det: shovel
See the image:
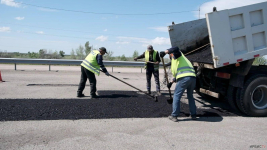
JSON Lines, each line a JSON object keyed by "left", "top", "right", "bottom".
{"left": 161, "top": 57, "right": 173, "bottom": 104}
{"left": 100, "top": 70, "right": 158, "bottom": 102}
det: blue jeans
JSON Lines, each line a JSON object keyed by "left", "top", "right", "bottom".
{"left": 172, "top": 76, "right": 196, "bottom": 117}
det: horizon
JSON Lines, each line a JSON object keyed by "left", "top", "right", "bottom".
{"left": 1, "top": 0, "right": 267, "bottom": 56}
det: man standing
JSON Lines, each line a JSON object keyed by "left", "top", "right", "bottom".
{"left": 77, "top": 47, "right": 110, "bottom": 98}
{"left": 134, "top": 45, "right": 161, "bottom": 95}
{"left": 160, "top": 47, "right": 197, "bottom": 122}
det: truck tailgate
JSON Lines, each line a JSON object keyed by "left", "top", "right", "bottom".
{"left": 168, "top": 19, "right": 212, "bottom": 65}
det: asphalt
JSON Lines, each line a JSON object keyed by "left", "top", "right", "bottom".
{"left": 1, "top": 65, "right": 267, "bottom": 150}
{"left": 0, "top": 90, "right": 239, "bottom": 122}
{"left": 186, "top": 45, "right": 214, "bottom": 64}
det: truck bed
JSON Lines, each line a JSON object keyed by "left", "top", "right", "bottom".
{"left": 186, "top": 45, "right": 214, "bottom": 64}
{"left": 168, "top": 1, "right": 267, "bottom": 68}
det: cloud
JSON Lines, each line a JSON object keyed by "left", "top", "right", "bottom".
{"left": 196, "top": 0, "right": 267, "bottom": 18}
{"left": 103, "top": 29, "right": 107, "bottom": 32}
{"left": 15, "top": 17, "right": 24, "bottom": 20}
{"left": 38, "top": 8, "right": 57, "bottom": 12}
{"left": 151, "top": 37, "right": 170, "bottom": 45}
{"left": 116, "top": 41, "right": 129, "bottom": 44}
{"left": 96, "top": 35, "right": 108, "bottom": 42}
{"left": 1, "top": 0, "right": 20, "bottom": 7}
{"left": 149, "top": 26, "right": 168, "bottom": 32}
{"left": 117, "top": 36, "right": 147, "bottom": 42}
{"left": 36, "top": 31, "right": 44, "bottom": 34}
{"left": 0, "top": 26, "right": 10, "bottom": 32}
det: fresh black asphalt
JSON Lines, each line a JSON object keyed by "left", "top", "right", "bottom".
{"left": 186, "top": 45, "right": 214, "bottom": 64}
{"left": 0, "top": 91, "right": 240, "bottom": 121}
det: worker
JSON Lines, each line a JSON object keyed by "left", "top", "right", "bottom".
{"left": 160, "top": 47, "right": 197, "bottom": 122}
{"left": 134, "top": 45, "right": 161, "bottom": 96}
{"left": 77, "top": 47, "right": 110, "bottom": 98}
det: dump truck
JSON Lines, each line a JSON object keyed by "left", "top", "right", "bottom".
{"left": 168, "top": 2, "right": 267, "bottom": 116}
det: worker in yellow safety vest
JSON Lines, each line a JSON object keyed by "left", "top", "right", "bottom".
{"left": 77, "top": 47, "right": 110, "bottom": 98}
{"left": 134, "top": 45, "right": 161, "bottom": 96}
{"left": 160, "top": 47, "right": 197, "bottom": 122}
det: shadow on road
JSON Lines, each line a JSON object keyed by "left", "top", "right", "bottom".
{"left": 0, "top": 91, "right": 239, "bottom": 122}
{"left": 179, "top": 112, "right": 224, "bottom": 122}
{"left": 193, "top": 95, "right": 244, "bottom": 116}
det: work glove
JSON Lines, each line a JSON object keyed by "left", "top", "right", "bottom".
{"left": 105, "top": 72, "right": 110, "bottom": 76}
{"left": 167, "top": 82, "right": 173, "bottom": 89}
{"left": 160, "top": 51, "right": 166, "bottom": 58}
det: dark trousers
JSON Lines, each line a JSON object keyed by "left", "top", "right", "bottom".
{"left": 77, "top": 66, "right": 97, "bottom": 95}
{"left": 146, "top": 69, "right": 160, "bottom": 92}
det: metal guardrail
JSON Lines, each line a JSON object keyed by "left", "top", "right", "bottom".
{"left": 0, "top": 58, "right": 165, "bottom": 72}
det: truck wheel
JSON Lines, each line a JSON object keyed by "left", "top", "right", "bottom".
{"left": 236, "top": 88, "right": 244, "bottom": 113}
{"left": 236, "top": 75, "right": 267, "bottom": 116}
{"left": 227, "top": 85, "right": 239, "bottom": 112}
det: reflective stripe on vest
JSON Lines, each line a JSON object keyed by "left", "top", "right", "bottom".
{"left": 82, "top": 60, "right": 100, "bottom": 75}
{"left": 144, "top": 50, "right": 159, "bottom": 71}
{"left": 81, "top": 50, "right": 101, "bottom": 75}
{"left": 177, "top": 66, "right": 194, "bottom": 71}
{"left": 171, "top": 53, "right": 196, "bottom": 80}
{"left": 176, "top": 70, "right": 195, "bottom": 77}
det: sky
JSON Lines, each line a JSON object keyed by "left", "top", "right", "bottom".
{"left": 0, "top": 0, "right": 266, "bottom": 57}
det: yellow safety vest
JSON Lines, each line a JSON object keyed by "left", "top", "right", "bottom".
{"left": 171, "top": 53, "right": 196, "bottom": 80}
{"left": 81, "top": 50, "right": 101, "bottom": 75}
{"left": 145, "top": 50, "right": 159, "bottom": 71}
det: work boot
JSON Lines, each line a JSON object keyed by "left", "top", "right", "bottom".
{"left": 190, "top": 115, "right": 197, "bottom": 120}
{"left": 77, "top": 93, "right": 85, "bottom": 98}
{"left": 168, "top": 115, "right": 178, "bottom": 122}
{"left": 91, "top": 94, "right": 99, "bottom": 98}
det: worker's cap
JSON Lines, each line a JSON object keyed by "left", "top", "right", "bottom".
{"left": 147, "top": 45, "right": 153, "bottom": 51}
{"left": 99, "top": 47, "right": 108, "bottom": 54}
{"left": 167, "top": 47, "right": 179, "bottom": 54}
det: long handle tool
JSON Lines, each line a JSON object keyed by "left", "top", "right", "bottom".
{"left": 161, "top": 57, "right": 173, "bottom": 104}
{"left": 100, "top": 70, "right": 158, "bottom": 102}
{"left": 136, "top": 60, "right": 157, "bottom": 64}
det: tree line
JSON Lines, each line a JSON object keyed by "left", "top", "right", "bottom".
{"left": 0, "top": 49, "right": 65, "bottom": 59}
{"left": 0, "top": 41, "right": 173, "bottom": 63}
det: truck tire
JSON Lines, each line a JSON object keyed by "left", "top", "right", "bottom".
{"left": 236, "top": 74, "right": 267, "bottom": 116}
{"left": 227, "top": 85, "right": 239, "bottom": 112}
{"left": 236, "top": 88, "right": 244, "bottom": 114}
